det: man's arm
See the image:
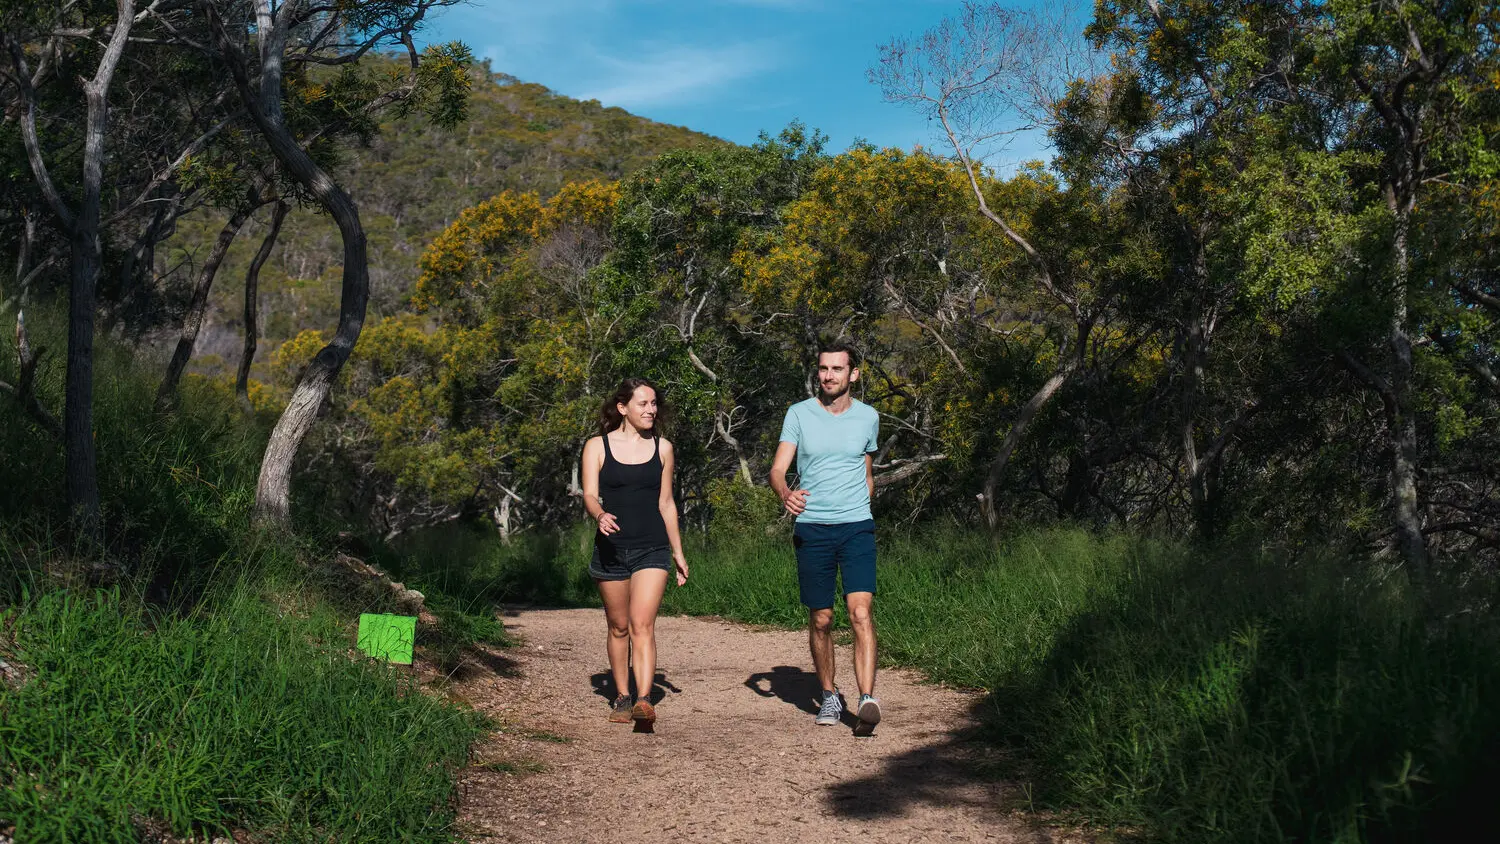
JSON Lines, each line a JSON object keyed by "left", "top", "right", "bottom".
{"left": 771, "top": 440, "right": 808, "bottom": 517}
{"left": 865, "top": 452, "right": 874, "bottom": 501}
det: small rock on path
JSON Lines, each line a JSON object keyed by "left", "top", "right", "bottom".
{"left": 449, "top": 608, "right": 1088, "bottom": 844}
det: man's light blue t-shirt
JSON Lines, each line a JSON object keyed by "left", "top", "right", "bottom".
{"left": 779, "top": 397, "right": 880, "bottom": 524}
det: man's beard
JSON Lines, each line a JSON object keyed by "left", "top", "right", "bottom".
{"left": 819, "top": 381, "right": 849, "bottom": 401}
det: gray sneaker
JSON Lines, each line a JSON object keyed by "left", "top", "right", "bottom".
{"left": 607, "top": 694, "right": 633, "bottom": 723}
{"left": 857, "top": 694, "right": 881, "bottom": 727}
{"left": 815, "top": 688, "right": 844, "bottom": 726}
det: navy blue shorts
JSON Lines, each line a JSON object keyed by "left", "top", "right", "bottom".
{"left": 590, "top": 544, "right": 671, "bottom": 582}
{"left": 792, "top": 519, "right": 876, "bottom": 609}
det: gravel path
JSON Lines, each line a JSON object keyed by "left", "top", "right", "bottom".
{"left": 446, "top": 607, "right": 1089, "bottom": 843}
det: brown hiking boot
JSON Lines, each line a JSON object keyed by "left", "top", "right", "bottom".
{"left": 631, "top": 699, "right": 656, "bottom": 732}
{"left": 607, "top": 695, "right": 633, "bottom": 723}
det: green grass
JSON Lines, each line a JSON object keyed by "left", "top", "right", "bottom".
{"left": 0, "top": 308, "right": 497, "bottom": 841}
{"left": 0, "top": 577, "right": 485, "bottom": 842}
{"left": 393, "top": 520, "right": 1500, "bottom": 843}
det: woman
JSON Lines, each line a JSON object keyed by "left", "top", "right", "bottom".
{"left": 580, "top": 378, "right": 689, "bottom": 730}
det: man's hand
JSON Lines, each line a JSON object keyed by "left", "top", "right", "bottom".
{"left": 781, "top": 488, "right": 810, "bottom": 517}
{"left": 673, "top": 550, "right": 689, "bottom": 586}
{"left": 596, "top": 512, "right": 620, "bottom": 535}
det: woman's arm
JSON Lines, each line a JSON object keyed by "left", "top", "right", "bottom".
{"left": 581, "top": 436, "right": 618, "bottom": 535}
{"left": 658, "top": 439, "right": 689, "bottom": 585}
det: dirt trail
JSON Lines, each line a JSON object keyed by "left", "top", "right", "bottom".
{"left": 445, "top": 608, "right": 1086, "bottom": 844}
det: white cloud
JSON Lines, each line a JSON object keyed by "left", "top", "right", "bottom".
{"left": 580, "top": 41, "right": 781, "bottom": 108}
{"left": 434, "top": 2, "right": 789, "bottom": 110}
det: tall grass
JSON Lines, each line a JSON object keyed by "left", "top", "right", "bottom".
{"left": 999, "top": 544, "right": 1500, "bottom": 843}
{"left": 394, "top": 520, "right": 1500, "bottom": 843}
{"left": 0, "top": 576, "right": 484, "bottom": 841}
{"left": 1, "top": 309, "right": 490, "bottom": 841}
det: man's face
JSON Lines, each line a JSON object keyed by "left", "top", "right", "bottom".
{"left": 816, "top": 351, "right": 858, "bottom": 399}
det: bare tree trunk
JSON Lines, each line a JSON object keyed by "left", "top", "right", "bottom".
{"left": 1181, "top": 312, "right": 1215, "bottom": 531}
{"left": 156, "top": 204, "right": 252, "bottom": 410}
{"left": 493, "top": 499, "right": 512, "bottom": 545}
{"left": 978, "top": 356, "right": 1077, "bottom": 528}
{"left": 4, "top": 207, "right": 35, "bottom": 307}
{"left": 714, "top": 408, "right": 753, "bottom": 484}
{"left": 66, "top": 2, "right": 135, "bottom": 539}
{"left": 206, "top": 2, "right": 372, "bottom": 527}
{"left": 1387, "top": 199, "right": 1429, "bottom": 576}
{"left": 237, "top": 200, "right": 288, "bottom": 410}
{"left": 10, "top": 2, "right": 134, "bottom": 539}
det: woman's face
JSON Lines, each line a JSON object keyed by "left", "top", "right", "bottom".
{"left": 618, "top": 386, "right": 658, "bottom": 431}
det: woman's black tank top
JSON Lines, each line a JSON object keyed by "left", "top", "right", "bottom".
{"left": 597, "top": 433, "right": 669, "bottom": 550}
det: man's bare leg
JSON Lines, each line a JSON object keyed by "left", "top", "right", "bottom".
{"left": 846, "top": 591, "right": 877, "bottom": 698}
{"left": 809, "top": 606, "right": 836, "bottom": 692}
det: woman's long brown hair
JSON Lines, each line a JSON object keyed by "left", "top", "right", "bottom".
{"left": 599, "top": 378, "right": 661, "bottom": 437}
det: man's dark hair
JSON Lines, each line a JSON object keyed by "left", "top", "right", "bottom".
{"left": 816, "top": 339, "right": 862, "bottom": 369}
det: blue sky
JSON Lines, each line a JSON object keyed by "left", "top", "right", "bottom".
{"left": 419, "top": 0, "right": 1067, "bottom": 171}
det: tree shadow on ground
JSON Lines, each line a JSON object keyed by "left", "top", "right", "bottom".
{"left": 451, "top": 646, "right": 521, "bottom": 680}
{"left": 589, "top": 669, "right": 682, "bottom": 705}
{"left": 818, "top": 694, "right": 1035, "bottom": 826}
{"left": 743, "top": 664, "right": 859, "bottom": 728}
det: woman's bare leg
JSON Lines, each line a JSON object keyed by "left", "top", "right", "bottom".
{"left": 596, "top": 578, "right": 633, "bottom": 698}
{"left": 627, "top": 568, "right": 670, "bottom": 701}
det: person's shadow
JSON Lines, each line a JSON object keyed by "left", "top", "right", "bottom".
{"left": 590, "top": 670, "right": 682, "bottom": 705}
{"left": 745, "top": 665, "right": 859, "bottom": 729}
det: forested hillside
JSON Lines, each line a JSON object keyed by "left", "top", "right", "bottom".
{"left": 167, "top": 63, "right": 723, "bottom": 374}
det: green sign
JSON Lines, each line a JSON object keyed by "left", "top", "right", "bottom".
{"left": 357, "top": 613, "right": 416, "bottom": 665}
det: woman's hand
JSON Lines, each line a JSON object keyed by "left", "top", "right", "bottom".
{"left": 673, "top": 550, "right": 689, "bottom": 586}
{"left": 595, "top": 511, "right": 620, "bottom": 535}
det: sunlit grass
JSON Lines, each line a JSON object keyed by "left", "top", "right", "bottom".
{"left": 0, "top": 576, "right": 485, "bottom": 841}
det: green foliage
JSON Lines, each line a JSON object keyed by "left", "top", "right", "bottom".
{"left": 382, "top": 522, "right": 599, "bottom": 609}
{"left": 705, "top": 477, "right": 783, "bottom": 539}
{"left": 170, "top": 62, "right": 724, "bottom": 371}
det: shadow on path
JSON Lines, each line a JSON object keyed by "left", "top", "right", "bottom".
{"left": 589, "top": 670, "right": 682, "bottom": 704}
{"left": 461, "top": 647, "right": 521, "bottom": 679}
{"left": 821, "top": 720, "right": 1022, "bottom": 821}
{"left": 744, "top": 665, "right": 1041, "bottom": 830}
{"left": 745, "top": 665, "right": 859, "bottom": 728}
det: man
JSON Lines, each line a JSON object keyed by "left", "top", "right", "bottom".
{"left": 770, "top": 340, "right": 882, "bottom": 734}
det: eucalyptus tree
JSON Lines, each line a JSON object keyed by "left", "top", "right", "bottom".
{"left": 2, "top": 0, "right": 254, "bottom": 538}
{"left": 190, "top": 0, "right": 471, "bottom": 526}
{"left": 3, "top": 0, "right": 139, "bottom": 537}
{"left": 872, "top": 2, "right": 1134, "bottom": 527}
{"left": 610, "top": 125, "right": 828, "bottom": 492}
{"left": 1061, "top": 0, "right": 1335, "bottom": 535}
{"left": 236, "top": 197, "right": 289, "bottom": 410}
{"left": 1303, "top": 0, "right": 1500, "bottom": 574}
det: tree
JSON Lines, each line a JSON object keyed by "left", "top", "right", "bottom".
{"left": 196, "top": 0, "right": 471, "bottom": 526}
{"left": 872, "top": 3, "right": 1123, "bottom": 527}
{"left": 611, "top": 125, "right": 829, "bottom": 493}
{"left": 3, "top": 0, "right": 137, "bottom": 538}
{"left": 1308, "top": 0, "right": 1500, "bottom": 575}
{"left": 236, "top": 198, "right": 289, "bottom": 410}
